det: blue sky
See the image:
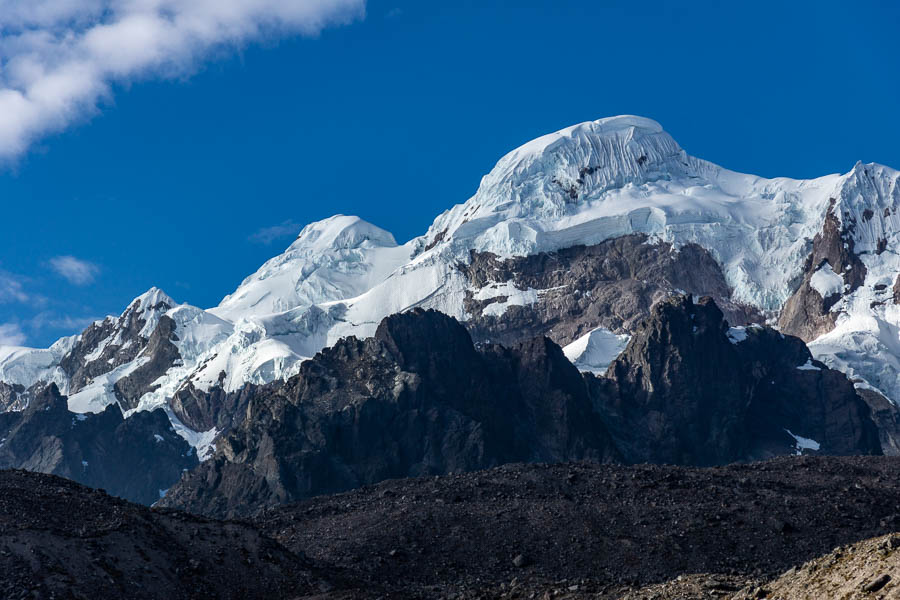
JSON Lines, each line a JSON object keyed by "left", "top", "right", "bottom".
{"left": 1, "top": 0, "right": 898, "bottom": 347}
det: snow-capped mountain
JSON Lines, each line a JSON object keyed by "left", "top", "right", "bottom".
{"left": 2, "top": 115, "right": 899, "bottom": 456}
{"left": 211, "top": 215, "right": 412, "bottom": 322}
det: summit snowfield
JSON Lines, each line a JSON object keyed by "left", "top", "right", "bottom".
{"left": 211, "top": 216, "right": 412, "bottom": 323}
{"left": 421, "top": 116, "right": 840, "bottom": 311}
{"left": 2, "top": 115, "right": 899, "bottom": 453}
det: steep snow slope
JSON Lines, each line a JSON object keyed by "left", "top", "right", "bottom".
{"left": 420, "top": 116, "right": 840, "bottom": 312}
{"left": 0, "top": 340, "right": 75, "bottom": 394}
{"left": 322, "top": 116, "right": 844, "bottom": 346}
{"left": 211, "top": 215, "right": 412, "bottom": 322}
{"left": 805, "top": 163, "right": 900, "bottom": 401}
{"left": 563, "top": 328, "right": 630, "bottom": 374}
{"left": 2, "top": 115, "right": 899, "bottom": 453}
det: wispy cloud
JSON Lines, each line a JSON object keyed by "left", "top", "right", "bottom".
{"left": 48, "top": 255, "right": 100, "bottom": 285}
{"left": 28, "top": 311, "right": 99, "bottom": 332}
{"left": 0, "top": 271, "right": 29, "bottom": 303}
{"left": 386, "top": 7, "right": 403, "bottom": 18}
{"left": 0, "top": 323, "right": 26, "bottom": 346}
{"left": 249, "top": 219, "right": 303, "bottom": 244}
{"left": 0, "top": 0, "right": 366, "bottom": 160}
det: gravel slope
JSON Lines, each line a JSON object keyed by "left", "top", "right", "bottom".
{"left": 7, "top": 456, "right": 900, "bottom": 598}
{"left": 258, "top": 456, "right": 900, "bottom": 598}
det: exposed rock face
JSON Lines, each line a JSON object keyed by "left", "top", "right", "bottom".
{"left": 168, "top": 380, "right": 255, "bottom": 434}
{"left": 856, "top": 387, "right": 900, "bottom": 456}
{"left": 0, "top": 470, "right": 324, "bottom": 600}
{"left": 461, "top": 236, "right": 763, "bottom": 347}
{"left": 0, "top": 384, "right": 197, "bottom": 504}
{"left": 113, "top": 315, "right": 181, "bottom": 410}
{"left": 594, "top": 295, "right": 882, "bottom": 465}
{"left": 59, "top": 290, "right": 175, "bottom": 395}
{"left": 162, "top": 300, "right": 884, "bottom": 518}
{"left": 160, "top": 309, "right": 617, "bottom": 517}
{"left": 779, "top": 201, "right": 867, "bottom": 341}
{"left": 0, "top": 382, "right": 26, "bottom": 412}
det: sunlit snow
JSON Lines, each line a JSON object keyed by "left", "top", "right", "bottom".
{"left": 2, "top": 115, "right": 900, "bottom": 458}
{"left": 563, "top": 327, "right": 630, "bottom": 374}
{"left": 809, "top": 262, "right": 844, "bottom": 299}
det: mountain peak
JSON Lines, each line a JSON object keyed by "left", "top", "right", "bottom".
{"left": 212, "top": 215, "right": 408, "bottom": 322}
{"left": 506, "top": 115, "right": 666, "bottom": 162}
{"left": 420, "top": 115, "right": 700, "bottom": 257}
{"left": 484, "top": 114, "right": 688, "bottom": 196}
{"left": 288, "top": 215, "right": 398, "bottom": 253}
{"left": 133, "top": 287, "right": 176, "bottom": 312}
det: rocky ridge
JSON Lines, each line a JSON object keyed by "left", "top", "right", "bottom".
{"left": 0, "top": 470, "right": 328, "bottom": 600}
{"left": 0, "top": 384, "right": 196, "bottom": 504}
{"left": 740, "top": 533, "right": 900, "bottom": 600}
{"left": 160, "top": 308, "right": 619, "bottom": 517}
{"left": 461, "top": 235, "right": 762, "bottom": 348}
{"left": 161, "top": 296, "right": 888, "bottom": 518}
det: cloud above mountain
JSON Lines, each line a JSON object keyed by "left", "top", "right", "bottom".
{"left": 48, "top": 255, "right": 99, "bottom": 285}
{"left": 0, "top": 0, "right": 366, "bottom": 160}
{"left": 249, "top": 219, "right": 303, "bottom": 244}
{"left": 0, "top": 323, "right": 25, "bottom": 346}
{"left": 0, "top": 271, "right": 30, "bottom": 303}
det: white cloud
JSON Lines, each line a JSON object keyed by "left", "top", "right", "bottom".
{"left": 0, "top": 0, "right": 366, "bottom": 159}
{"left": 0, "top": 271, "right": 29, "bottom": 303}
{"left": 48, "top": 255, "right": 100, "bottom": 285}
{"left": 0, "top": 323, "right": 26, "bottom": 346}
{"left": 248, "top": 219, "right": 303, "bottom": 244}
{"left": 28, "top": 311, "right": 99, "bottom": 332}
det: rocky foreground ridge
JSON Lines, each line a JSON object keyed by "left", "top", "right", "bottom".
{"left": 6, "top": 456, "right": 900, "bottom": 599}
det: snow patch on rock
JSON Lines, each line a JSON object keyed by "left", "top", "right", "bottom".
{"left": 809, "top": 262, "right": 844, "bottom": 299}
{"left": 563, "top": 327, "right": 630, "bottom": 374}
{"left": 727, "top": 327, "right": 749, "bottom": 344}
{"left": 473, "top": 282, "right": 540, "bottom": 317}
{"left": 797, "top": 359, "right": 822, "bottom": 371}
{"left": 784, "top": 429, "right": 821, "bottom": 455}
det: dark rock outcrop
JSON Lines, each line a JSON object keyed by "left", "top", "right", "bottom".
{"left": 0, "top": 470, "right": 326, "bottom": 600}
{"left": 160, "top": 309, "right": 618, "bottom": 517}
{"left": 162, "top": 300, "right": 882, "bottom": 518}
{"left": 168, "top": 379, "right": 256, "bottom": 434}
{"left": 461, "top": 235, "right": 762, "bottom": 347}
{"left": 856, "top": 387, "right": 900, "bottom": 456}
{"left": 0, "top": 384, "right": 197, "bottom": 504}
{"left": 114, "top": 315, "right": 181, "bottom": 410}
{"left": 593, "top": 295, "right": 882, "bottom": 465}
